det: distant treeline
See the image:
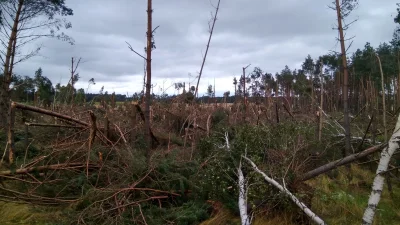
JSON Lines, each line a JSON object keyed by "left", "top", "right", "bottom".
{"left": 85, "top": 93, "right": 238, "bottom": 104}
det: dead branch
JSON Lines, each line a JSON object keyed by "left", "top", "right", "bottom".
{"left": 282, "top": 103, "right": 294, "bottom": 118}
{"left": 126, "top": 41, "right": 147, "bottom": 60}
{"left": 114, "top": 123, "right": 127, "bottom": 144}
{"left": 25, "top": 122, "right": 85, "bottom": 129}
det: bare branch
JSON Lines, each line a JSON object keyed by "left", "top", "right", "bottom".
{"left": 126, "top": 41, "right": 147, "bottom": 60}
{"left": 151, "top": 25, "right": 159, "bottom": 34}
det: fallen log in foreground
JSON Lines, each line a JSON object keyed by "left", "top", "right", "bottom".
{"left": 298, "top": 144, "right": 384, "bottom": 182}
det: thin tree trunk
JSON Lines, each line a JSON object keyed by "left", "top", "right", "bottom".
{"left": 243, "top": 66, "right": 246, "bottom": 121}
{"left": 376, "top": 54, "right": 388, "bottom": 142}
{"left": 318, "top": 63, "right": 324, "bottom": 141}
{"left": 362, "top": 112, "right": 400, "bottom": 225}
{"left": 311, "top": 73, "right": 314, "bottom": 110}
{"left": 234, "top": 84, "right": 237, "bottom": 102}
{"left": 335, "top": 0, "right": 351, "bottom": 156}
{"left": 145, "top": 0, "right": 153, "bottom": 157}
{"left": 194, "top": 0, "right": 221, "bottom": 98}
{"left": 7, "top": 102, "right": 16, "bottom": 164}
{"left": 397, "top": 51, "right": 400, "bottom": 109}
{"left": 71, "top": 57, "right": 74, "bottom": 105}
{"left": 87, "top": 111, "right": 96, "bottom": 178}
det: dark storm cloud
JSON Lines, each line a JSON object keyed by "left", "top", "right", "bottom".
{"left": 11, "top": 0, "right": 399, "bottom": 96}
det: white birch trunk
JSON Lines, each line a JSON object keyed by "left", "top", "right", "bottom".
{"left": 242, "top": 156, "right": 326, "bottom": 225}
{"left": 362, "top": 113, "right": 400, "bottom": 225}
{"left": 225, "top": 132, "right": 251, "bottom": 225}
{"left": 238, "top": 160, "right": 251, "bottom": 225}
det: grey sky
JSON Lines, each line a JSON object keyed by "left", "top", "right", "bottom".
{"left": 12, "top": 0, "right": 399, "bottom": 97}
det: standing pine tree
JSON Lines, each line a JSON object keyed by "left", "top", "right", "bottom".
{"left": 333, "top": 0, "right": 358, "bottom": 157}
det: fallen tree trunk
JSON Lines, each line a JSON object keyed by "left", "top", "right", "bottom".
{"left": 298, "top": 144, "right": 384, "bottom": 182}
{"left": 242, "top": 155, "right": 326, "bottom": 225}
{"left": 13, "top": 102, "right": 89, "bottom": 126}
{"left": 0, "top": 162, "right": 99, "bottom": 176}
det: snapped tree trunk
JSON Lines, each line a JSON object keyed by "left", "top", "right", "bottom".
{"left": 335, "top": 0, "right": 351, "bottom": 157}
{"left": 362, "top": 113, "right": 400, "bottom": 225}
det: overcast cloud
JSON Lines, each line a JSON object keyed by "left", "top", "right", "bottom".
{"left": 12, "top": 0, "right": 399, "bottom": 96}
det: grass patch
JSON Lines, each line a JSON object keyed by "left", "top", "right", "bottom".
{"left": 0, "top": 201, "right": 71, "bottom": 225}
{"left": 199, "top": 207, "right": 296, "bottom": 225}
{"left": 308, "top": 165, "right": 400, "bottom": 225}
